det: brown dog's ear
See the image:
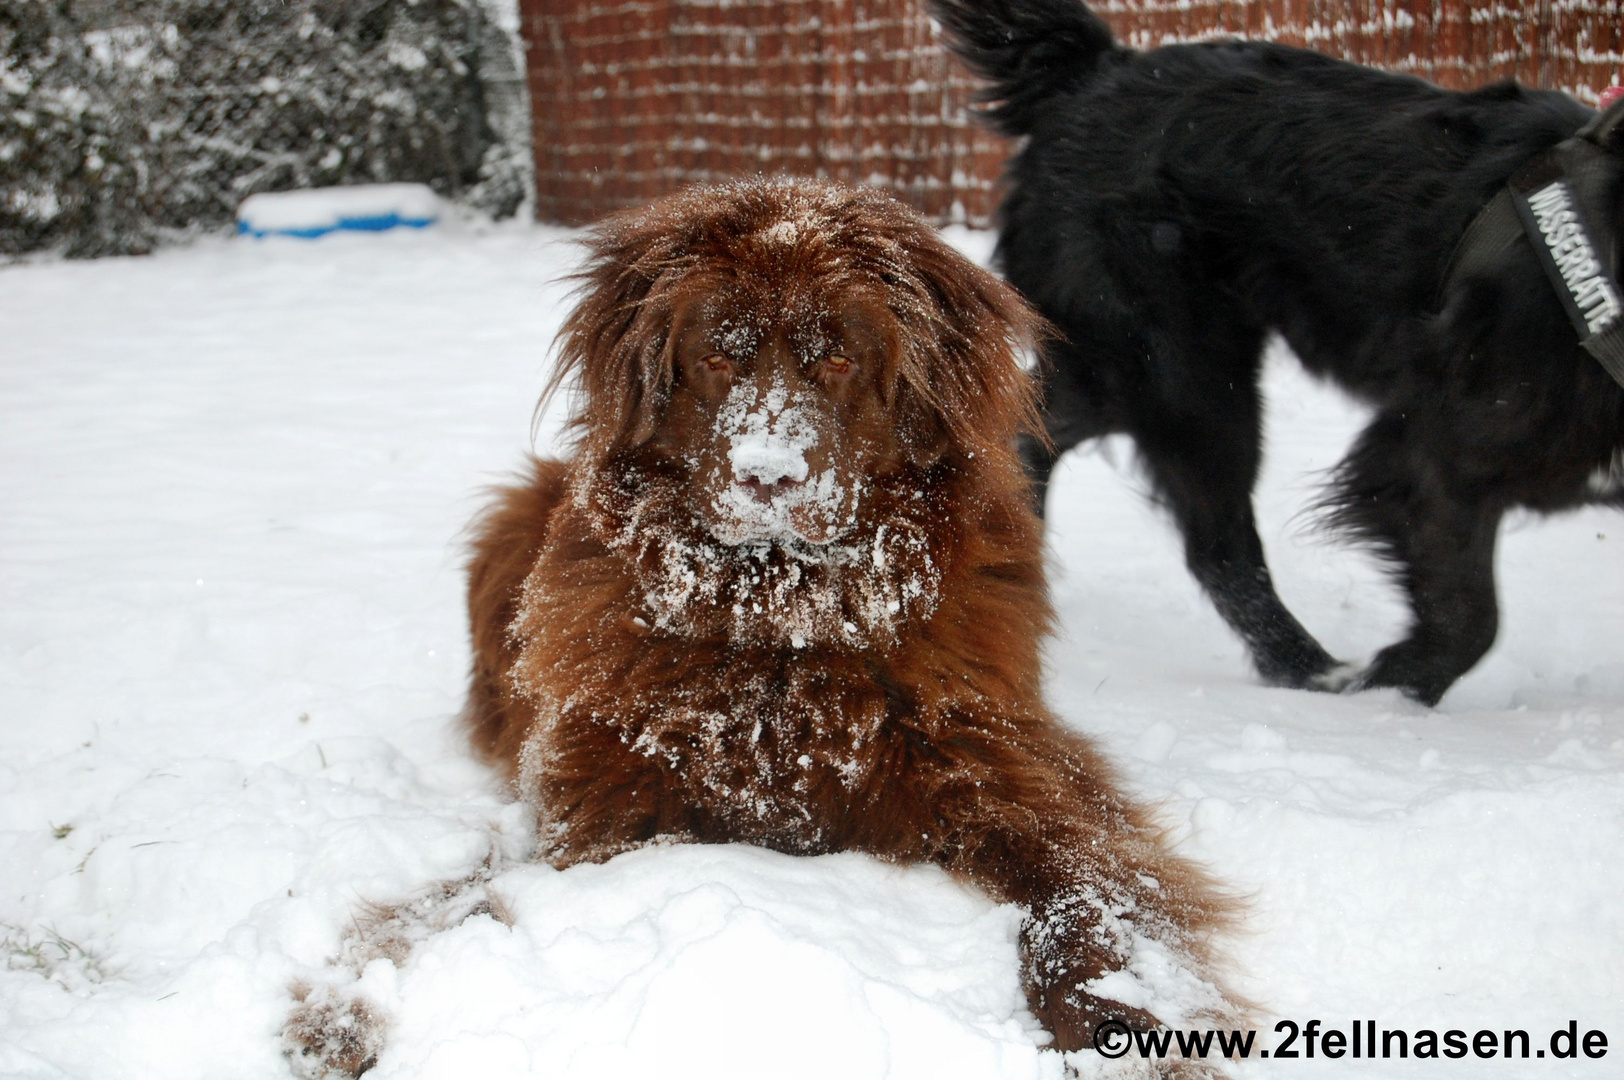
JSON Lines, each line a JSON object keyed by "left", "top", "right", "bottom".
{"left": 543, "top": 205, "right": 691, "bottom": 464}
{"left": 878, "top": 212, "right": 1050, "bottom": 470}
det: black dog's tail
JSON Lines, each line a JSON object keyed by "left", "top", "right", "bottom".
{"left": 928, "top": 0, "right": 1121, "bottom": 137}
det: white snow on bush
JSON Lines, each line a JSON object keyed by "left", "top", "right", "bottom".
{"left": 0, "top": 223, "right": 1621, "bottom": 1079}
{"left": 237, "top": 184, "right": 444, "bottom": 239}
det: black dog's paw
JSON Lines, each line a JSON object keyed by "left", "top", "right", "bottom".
{"left": 1305, "top": 661, "right": 1363, "bottom": 693}
{"left": 1343, "top": 645, "right": 1454, "bottom": 707}
{"left": 1252, "top": 645, "right": 1351, "bottom": 694}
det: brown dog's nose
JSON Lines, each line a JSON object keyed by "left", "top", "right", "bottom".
{"left": 738, "top": 476, "right": 804, "bottom": 503}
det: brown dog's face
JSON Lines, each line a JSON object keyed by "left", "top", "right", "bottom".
{"left": 552, "top": 180, "right": 1044, "bottom": 643}
{"left": 652, "top": 283, "right": 905, "bottom": 547}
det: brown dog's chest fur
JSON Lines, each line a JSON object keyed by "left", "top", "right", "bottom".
{"left": 504, "top": 452, "right": 1050, "bottom": 860}
{"left": 531, "top": 635, "right": 892, "bottom": 852}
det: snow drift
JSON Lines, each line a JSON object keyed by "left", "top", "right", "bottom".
{"left": 0, "top": 223, "right": 1620, "bottom": 1078}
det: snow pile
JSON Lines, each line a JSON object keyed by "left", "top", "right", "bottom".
{"left": 350, "top": 847, "right": 1052, "bottom": 1080}
{"left": 1, "top": 223, "right": 1620, "bottom": 1078}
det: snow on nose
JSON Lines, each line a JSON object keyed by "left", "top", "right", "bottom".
{"left": 710, "top": 378, "right": 847, "bottom": 545}
{"left": 732, "top": 442, "right": 808, "bottom": 490}
{"left": 724, "top": 383, "right": 815, "bottom": 495}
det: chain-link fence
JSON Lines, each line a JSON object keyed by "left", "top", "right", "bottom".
{"left": 1, "top": 0, "right": 533, "bottom": 258}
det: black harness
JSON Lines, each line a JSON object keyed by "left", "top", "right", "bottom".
{"left": 1440, "top": 96, "right": 1624, "bottom": 386}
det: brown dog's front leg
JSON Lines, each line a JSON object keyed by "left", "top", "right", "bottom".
{"left": 1018, "top": 887, "right": 1164, "bottom": 1051}
{"left": 517, "top": 711, "right": 705, "bottom": 868}
{"left": 951, "top": 811, "right": 1170, "bottom": 1052}
{"left": 847, "top": 720, "right": 1236, "bottom": 1056}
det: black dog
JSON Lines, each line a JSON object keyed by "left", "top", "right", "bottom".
{"left": 930, "top": 0, "right": 1624, "bottom": 704}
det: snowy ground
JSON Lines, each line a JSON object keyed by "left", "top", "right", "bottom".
{"left": 1, "top": 221, "right": 1620, "bottom": 1079}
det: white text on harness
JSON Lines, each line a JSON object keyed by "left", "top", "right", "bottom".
{"left": 1523, "top": 181, "right": 1622, "bottom": 337}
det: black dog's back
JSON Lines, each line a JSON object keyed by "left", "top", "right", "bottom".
{"left": 933, "top": 0, "right": 1623, "bottom": 704}
{"left": 1002, "top": 41, "right": 1586, "bottom": 395}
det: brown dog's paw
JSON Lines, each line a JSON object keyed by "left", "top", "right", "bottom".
{"left": 1032, "top": 989, "right": 1239, "bottom": 1079}
{"left": 1028, "top": 980, "right": 1160, "bottom": 1054}
{"left": 283, "top": 981, "right": 386, "bottom": 1079}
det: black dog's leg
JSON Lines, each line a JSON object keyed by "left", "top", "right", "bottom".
{"left": 1018, "top": 433, "right": 1059, "bottom": 519}
{"left": 1137, "top": 408, "right": 1344, "bottom": 689}
{"left": 1021, "top": 345, "right": 1117, "bottom": 519}
{"left": 1029, "top": 329, "right": 1342, "bottom": 687}
{"left": 1333, "top": 415, "right": 1503, "bottom": 705}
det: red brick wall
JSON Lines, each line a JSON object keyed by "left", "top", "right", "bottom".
{"left": 521, "top": 0, "right": 1007, "bottom": 225}
{"left": 1096, "top": 1, "right": 1622, "bottom": 98}
{"left": 519, "top": 0, "right": 1624, "bottom": 226}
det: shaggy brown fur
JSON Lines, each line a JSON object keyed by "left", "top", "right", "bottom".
{"left": 466, "top": 178, "right": 1241, "bottom": 1064}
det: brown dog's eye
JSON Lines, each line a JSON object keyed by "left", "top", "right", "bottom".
{"left": 702, "top": 353, "right": 731, "bottom": 372}
{"left": 823, "top": 354, "right": 853, "bottom": 374}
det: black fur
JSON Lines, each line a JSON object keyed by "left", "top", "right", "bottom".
{"left": 931, "top": 0, "right": 1624, "bottom": 705}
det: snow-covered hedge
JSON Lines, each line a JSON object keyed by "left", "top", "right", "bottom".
{"left": 0, "top": 0, "right": 532, "bottom": 258}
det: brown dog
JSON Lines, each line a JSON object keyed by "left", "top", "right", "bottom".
{"left": 465, "top": 178, "right": 1240, "bottom": 1061}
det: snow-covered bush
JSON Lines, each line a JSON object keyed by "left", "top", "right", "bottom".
{"left": 0, "top": 0, "right": 532, "bottom": 258}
